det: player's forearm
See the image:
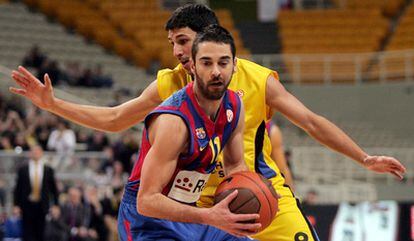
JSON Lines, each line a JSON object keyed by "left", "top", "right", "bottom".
{"left": 307, "top": 115, "right": 368, "bottom": 164}
{"left": 48, "top": 98, "right": 123, "bottom": 132}
{"left": 50, "top": 97, "right": 149, "bottom": 132}
{"left": 137, "top": 193, "right": 209, "bottom": 224}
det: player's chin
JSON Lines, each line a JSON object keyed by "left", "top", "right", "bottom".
{"left": 181, "top": 61, "right": 191, "bottom": 71}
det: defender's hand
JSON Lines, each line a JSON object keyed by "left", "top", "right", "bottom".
{"left": 10, "top": 66, "right": 55, "bottom": 110}
{"left": 363, "top": 155, "right": 406, "bottom": 180}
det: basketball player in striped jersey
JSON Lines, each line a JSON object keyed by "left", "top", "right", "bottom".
{"left": 117, "top": 26, "right": 260, "bottom": 240}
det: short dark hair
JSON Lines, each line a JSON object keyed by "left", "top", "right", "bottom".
{"left": 165, "top": 4, "right": 219, "bottom": 32}
{"left": 191, "top": 24, "right": 236, "bottom": 61}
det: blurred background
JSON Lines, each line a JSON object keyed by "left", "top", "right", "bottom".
{"left": 0, "top": 0, "right": 413, "bottom": 240}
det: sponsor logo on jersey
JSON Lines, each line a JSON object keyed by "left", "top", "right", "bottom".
{"left": 168, "top": 170, "right": 211, "bottom": 203}
{"left": 199, "top": 145, "right": 207, "bottom": 151}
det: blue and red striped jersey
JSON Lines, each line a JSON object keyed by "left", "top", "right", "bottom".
{"left": 126, "top": 82, "right": 242, "bottom": 203}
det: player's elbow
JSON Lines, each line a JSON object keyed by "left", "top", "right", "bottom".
{"left": 136, "top": 193, "right": 152, "bottom": 217}
{"left": 303, "top": 114, "right": 325, "bottom": 135}
{"left": 103, "top": 107, "right": 127, "bottom": 132}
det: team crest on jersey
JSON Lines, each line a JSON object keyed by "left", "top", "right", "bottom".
{"left": 226, "top": 109, "right": 233, "bottom": 122}
{"left": 195, "top": 127, "right": 206, "bottom": 139}
{"left": 236, "top": 89, "right": 244, "bottom": 98}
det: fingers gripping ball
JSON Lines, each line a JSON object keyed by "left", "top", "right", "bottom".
{"left": 214, "top": 171, "right": 279, "bottom": 231}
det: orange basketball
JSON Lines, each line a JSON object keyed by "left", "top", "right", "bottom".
{"left": 214, "top": 171, "right": 278, "bottom": 232}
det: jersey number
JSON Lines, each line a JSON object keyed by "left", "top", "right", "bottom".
{"left": 209, "top": 136, "right": 221, "bottom": 164}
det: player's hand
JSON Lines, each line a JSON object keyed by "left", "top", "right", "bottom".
{"left": 10, "top": 66, "right": 55, "bottom": 110}
{"left": 205, "top": 190, "right": 261, "bottom": 237}
{"left": 363, "top": 155, "right": 406, "bottom": 180}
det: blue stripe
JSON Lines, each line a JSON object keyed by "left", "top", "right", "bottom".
{"left": 221, "top": 92, "right": 233, "bottom": 146}
{"left": 256, "top": 152, "right": 277, "bottom": 179}
{"left": 159, "top": 88, "right": 187, "bottom": 107}
{"left": 185, "top": 96, "right": 205, "bottom": 129}
{"left": 184, "top": 97, "right": 206, "bottom": 168}
{"left": 233, "top": 92, "right": 241, "bottom": 132}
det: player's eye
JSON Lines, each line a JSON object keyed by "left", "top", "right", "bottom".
{"left": 219, "top": 61, "right": 229, "bottom": 67}
{"left": 178, "top": 39, "right": 188, "bottom": 45}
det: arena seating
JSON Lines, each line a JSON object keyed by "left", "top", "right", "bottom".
{"left": 278, "top": 8, "right": 389, "bottom": 83}
{"left": 22, "top": 0, "right": 249, "bottom": 69}
{"left": 331, "top": 0, "right": 405, "bottom": 17}
{"left": 0, "top": 2, "right": 149, "bottom": 91}
{"left": 368, "top": 2, "right": 414, "bottom": 81}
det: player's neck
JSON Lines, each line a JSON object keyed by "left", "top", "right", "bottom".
{"left": 193, "top": 88, "right": 222, "bottom": 121}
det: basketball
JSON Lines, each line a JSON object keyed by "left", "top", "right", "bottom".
{"left": 214, "top": 171, "right": 279, "bottom": 231}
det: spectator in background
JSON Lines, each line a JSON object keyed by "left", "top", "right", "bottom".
{"left": 64, "top": 61, "right": 82, "bottom": 86}
{"left": 0, "top": 211, "right": 5, "bottom": 240}
{"left": 86, "top": 131, "right": 109, "bottom": 152}
{"left": 78, "top": 68, "right": 94, "bottom": 87}
{"left": 22, "top": 45, "right": 45, "bottom": 69}
{"left": 0, "top": 179, "right": 6, "bottom": 210}
{"left": 302, "top": 189, "right": 319, "bottom": 206}
{"left": 13, "top": 145, "right": 59, "bottom": 241}
{"left": 47, "top": 119, "right": 76, "bottom": 159}
{"left": 92, "top": 65, "right": 113, "bottom": 88}
{"left": 99, "top": 146, "right": 115, "bottom": 175}
{"left": 0, "top": 92, "right": 6, "bottom": 113}
{"left": 0, "top": 135, "right": 13, "bottom": 151}
{"left": 38, "top": 60, "right": 62, "bottom": 86}
{"left": 101, "top": 188, "right": 122, "bottom": 241}
{"left": 110, "top": 161, "right": 127, "bottom": 191}
{"left": 44, "top": 206, "right": 69, "bottom": 241}
{"left": 76, "top": 130, "right": 88, "bottom": 143}
{"left": 84, "top": 186, "right": 108, "bottom": 241}
{"left": 0, "top": 111, "right": 25, "bottom": 141}
{"left": 61, "top": 187, "right": 95, "bottom": 241}
{"left": 13, "top": 133, "right": 30, "bottom": 152}
{"left": 3, "top": 206, "right": 23, "bottom": 240}
{"left": 112, "top": 131, "right": 139, "bottom": 173}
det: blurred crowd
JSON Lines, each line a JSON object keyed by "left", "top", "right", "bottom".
{"left": 0, "top": 91, "right": 141, "bottom": 241}
{"left": 2, "top": 180, "right": 124, "bottom": 241}
{"left": 0, "top": 92, "right": 139, "bottom": 171}
{"left": 22, "top": 45, "right": 113, "bottom": 88}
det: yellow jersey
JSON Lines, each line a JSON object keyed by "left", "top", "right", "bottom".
{"left": 157, "top": 58, "right": 292, "bottom": 207}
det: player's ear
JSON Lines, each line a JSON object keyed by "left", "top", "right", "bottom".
{"left": 233, "top": 57, "right": 237, "bottom": 73}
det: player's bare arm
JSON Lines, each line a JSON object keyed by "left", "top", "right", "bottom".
{"left": 265, "top": 74, "right": 406, "bottom": 179}
{"left": 10, "top": 66, "right": 162, "bottom": 132}
{"left": 137, "top": 113, "right": 260, "bottom": 237}
{"left": 222, "top": 102, "right": 248, "bottom": 175}
{"left": 269, "top": 124, "right": 295, "bottom": 190}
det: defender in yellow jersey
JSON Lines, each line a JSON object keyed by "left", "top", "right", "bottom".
{"left": 158, "top": 58, "right": 315, "bottom": 240}
{"left": 11, "top": 4, "right": 406, "bottom": 241}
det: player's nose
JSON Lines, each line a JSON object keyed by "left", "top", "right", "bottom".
{"left": 211, "top": 64, "right": 220, "bottom": 78}
{"left": 173, "top": 44, "right": 183, "bottom": 58}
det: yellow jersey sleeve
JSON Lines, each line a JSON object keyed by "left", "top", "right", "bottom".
{"left": 156, "top": 64, "right": 192, "bottom": 101}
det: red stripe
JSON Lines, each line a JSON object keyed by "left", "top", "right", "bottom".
{"left": 124, "top": 220, "right": 133, "bottom": 241}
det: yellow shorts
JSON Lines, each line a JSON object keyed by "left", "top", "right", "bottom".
{"left": 197, "top": 164, "right": 319, "bottom": 241}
